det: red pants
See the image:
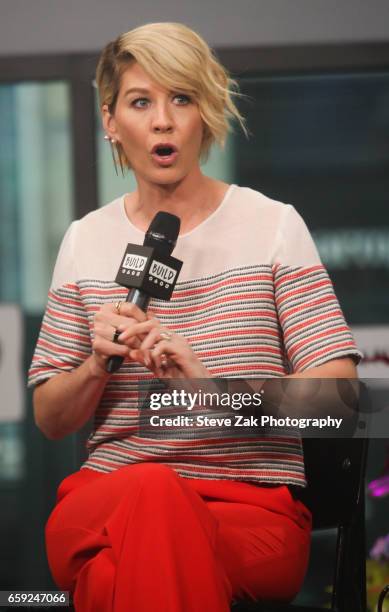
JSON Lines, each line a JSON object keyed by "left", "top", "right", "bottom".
{"left": 45, "top": 463, "right": 312, "bottom": 612}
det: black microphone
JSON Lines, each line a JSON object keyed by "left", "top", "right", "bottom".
{"left": 106, "top": 212, "right": 182, "bottom": 373}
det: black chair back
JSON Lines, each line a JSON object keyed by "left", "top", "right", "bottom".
{"left": 233, "top": 382, "right": 371, "bottom": 612}
{"left": 299, "top": 436, "right": 367, "bottom": 529}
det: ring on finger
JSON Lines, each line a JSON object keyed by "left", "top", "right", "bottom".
{"left": 160, "top": 353, "right": 168, "bottom": 368}
{"left": 114, "top": 301, "right": 123, "bottom": 315}
{"left": 112, "top": 327, "right": 120, "bottom": 343}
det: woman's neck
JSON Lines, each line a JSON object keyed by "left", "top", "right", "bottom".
{"left": 124, "top": 173, "right": 230, "bottom": 235}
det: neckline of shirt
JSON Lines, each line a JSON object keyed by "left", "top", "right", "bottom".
{"left": 120, "top": 183, "right": 237, "bottom": 240}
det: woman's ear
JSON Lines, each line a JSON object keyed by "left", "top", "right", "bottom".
{"left": 102, "top": 104, "right": 118, "bottom": 141}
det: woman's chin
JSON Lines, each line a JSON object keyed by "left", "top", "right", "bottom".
{"left": 142, "top": 169, "right": 187, "bottom": 187}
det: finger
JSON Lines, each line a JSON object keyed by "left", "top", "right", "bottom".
{"left": 96, "top": 323, "right": 122, "bottom": 344}
{"left": 95, "top": 321, "right": 139, "bottom": 349}
{"left": 129, "top": 348, "right": 171, "bottom": 378}
{"left": 95, "top": 309, "right": 141, "bottom": 339}
{"left": 118, "top": 335, "right": 142, "bottom": 350}
{"left": 153, "top": 352, "right": 173, "bottom": 379}
{"left": 118, "top": 320, "right": 156, "bottom": 343}
{"left": 103, "top": 302, "right": 148, "bottom": 331}
{"left": 114, "top": 302, "right": 147, "bottom": 322}
{"left": 108, "top": 323, "right": 142, "bottom": 349}
{"left": 92, "top": 336, "right": 130, "bottom": 359}
{"left": 140, "top": 327, "right": 164, "bottom": 352}
{"left": 129, "top": 348, "right": 155, "bottom": 370}
{"left": 150, "top": 340, "right": 178, "bottom": 374}
{"left": 149, "top": 349, "right": 163, "bottom": 372}
{"left": 151, "top": 340, "right": 176, "bottom": 359}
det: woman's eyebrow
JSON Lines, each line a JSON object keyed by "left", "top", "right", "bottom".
{"left": 123, "top": 87, "right": 150, "bottom": 96}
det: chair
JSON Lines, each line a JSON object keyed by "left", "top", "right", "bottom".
{"left": 232, "top": 383, "right": 370, "bottom": 612}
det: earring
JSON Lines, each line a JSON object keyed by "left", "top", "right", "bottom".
{"left": 104, "top": 134, "right": 116, "bottom": 144}
{"left": 104, "top": 135, "right": 123, "bottom": 176}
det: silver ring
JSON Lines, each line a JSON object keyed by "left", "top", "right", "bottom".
{"left": 160, "top": 331, "right": 172, "bottom": 341}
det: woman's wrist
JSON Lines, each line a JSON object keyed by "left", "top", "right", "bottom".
{"left": 87, "top": 353, "right": 113, "bottom": 381}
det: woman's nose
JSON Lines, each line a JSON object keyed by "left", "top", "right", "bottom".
{"left": 151, "top": 103, "right": 174, "bottom": 133}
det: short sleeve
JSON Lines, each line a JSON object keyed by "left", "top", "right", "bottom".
{"left": 27, "top": 222, "right": 92, "bottom": 388}
{"left": 272, "top": 205, "right": 363, "bottom": 372}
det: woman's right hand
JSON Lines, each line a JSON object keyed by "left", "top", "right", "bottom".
{"left": 90, "top": 302, "right": 148, "bottom": 377}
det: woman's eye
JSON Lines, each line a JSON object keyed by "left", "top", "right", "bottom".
{"left": 130, "top": 95, "right": 190, "bottom": 108}
{"left": 131, "top": 98, "right": 149, "bottom": 108}
{"left": 173, "top": 94, "right": 191, "bottom": 105}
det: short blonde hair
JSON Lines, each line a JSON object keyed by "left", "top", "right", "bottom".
{"left": 96, "top": 22, "right": 248, "bottom": 171}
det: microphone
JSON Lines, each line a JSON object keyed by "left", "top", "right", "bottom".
{"left": 106, "top": 212, "right": 182, "bottom": 373}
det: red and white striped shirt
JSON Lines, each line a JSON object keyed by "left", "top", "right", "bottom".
{"left": 28, "top": 185, "right": 362, "bottom": 484}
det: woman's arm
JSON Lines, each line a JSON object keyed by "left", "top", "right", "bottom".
{"left": 287, "top": 357, "right": 358, "bottom": 379}
{"left": 256, "top": 356, "right": 360, "bottom": 422}
{"left": 33, "top": 302, "right": 147, "bottom": 440}
{"left": 33, "top": 355, "right": 111, "bottom": 440}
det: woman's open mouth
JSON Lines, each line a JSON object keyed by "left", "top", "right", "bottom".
{"left": 151, "top": 144, "right": 178, "bottom": 167}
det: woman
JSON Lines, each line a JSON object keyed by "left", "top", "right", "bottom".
{"left": 28, "top": 22, "right": 362, "bottom": 612}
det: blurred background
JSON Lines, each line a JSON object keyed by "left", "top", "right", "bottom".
{"left": 1, "top": 0, "right": 389, "bottom": 609}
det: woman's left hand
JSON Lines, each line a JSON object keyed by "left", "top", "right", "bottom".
{"left": 117, "top": 314, "right": 211, "bottom": 379}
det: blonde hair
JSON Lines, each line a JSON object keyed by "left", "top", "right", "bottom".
{"left": 96, "top": 22, "right": 248, "bottom": 171}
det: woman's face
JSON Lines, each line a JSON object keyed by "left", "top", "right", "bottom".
{"left": 103, "top": 62, "right": 204, "bottom": 186}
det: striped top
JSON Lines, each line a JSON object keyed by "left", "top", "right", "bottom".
{"left": 28, "top": 184, "right": 362, "bottom": 485}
